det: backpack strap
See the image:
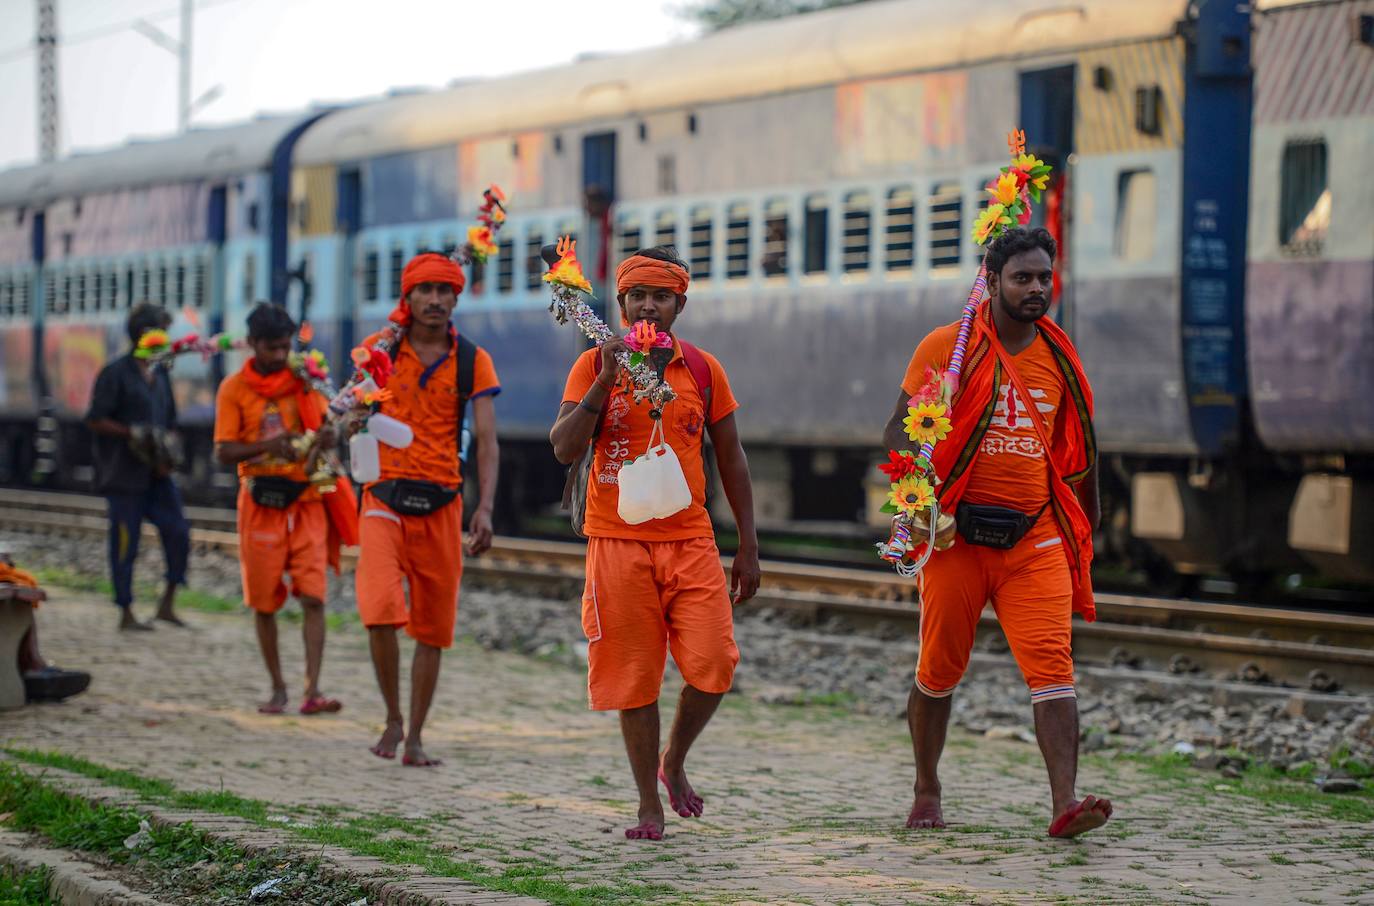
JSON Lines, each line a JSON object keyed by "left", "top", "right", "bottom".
{"left": 677, "top": 340, "right": 713, "bottom": 421}
{"left": 454, "top": 334, "right": 477, "bottom": 455}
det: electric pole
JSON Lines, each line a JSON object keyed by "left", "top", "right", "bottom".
{"left": 36, "top": 0, "right": 58, "bottom": 161}
{"left": 178, "top": 0, "right": 191, "bottom": 133}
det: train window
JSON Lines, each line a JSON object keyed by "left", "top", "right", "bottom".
{"left": 657, "top": 155, "right": 676, "bottom": 195}
{"left": 16, "top": 280, "right": 29, "bottom": 316}
{"left": 928, "top": 182, "right": 962, "bottom": 271}
{"left": 726, "top": 203, "right": 750, "bottom": 279}
{"left": 1280, "top": 138, "right": 1329, "bottom": 256}
{"left": 885, "top": 186, "right": 915, "bottom": 272}
{"left": 107, "top": 269, "right": 118, "bottom": 309}
{"left": 1114, "top": 169, "right": 1157, "bottom": 261}
{"left": 389, "top": 245, "right": 404, "bottom": 300}
{"left": 77, "top": 272, "right": 88, "bottom": 313}
{"left": 174, "top": 262, "right": 186, "bottom": 309}
{"left": 803, "top": 194, "right": 829, "bottom": 275}
{"left": 439, "top": 235, "right": 458, "bottom": 257}
{"left": 525, "top": 231, "right": 544, "bottom": 291}
{"left": 654, "top": 210, "right": 676, "bottom": 250}
{"left": 94, "top": 272, "right": 104, "bottom": 311}
{"left": 616, "top": 213, "right": 642, "bottom": 262}
{"left": 158, "top": 264, "right": 169, "bottom": 307}
{"left": 842, "top": 191, "right": 872, "bottom": 274}
{"left": 469, "top": 257, "right": 486, "bottom": 297}
{"left": 497, "top": 238, "right": 515, "bottom": 293}
{"left": 124, "top": 268, "right": 134, "bottom": 308}
{"left": 61, "top": 272, "right": 72, "bottom": 314}
{"left": 762, "top": 199, "right": 788, "bottom": 277}
{"left": 242, "top": 254, "right": 256, "bottom": 305}
{"left": 44, "top": 277, "right": 56, "bottom": 314}
{"left": 689, "top": 206, "right": 712, "bottom": 280}
{"left": 0, "top": 279, "right": 10, "bottom": 318}
{"left": 193, "top": 259, "right": 208, "bottom": 309}
{"left": 362, "top": 249, "right": 378, "bottom": 302}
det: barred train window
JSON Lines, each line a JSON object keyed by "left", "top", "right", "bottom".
{"left": 843, "top": 191, "right": 871, "bottom": 274}
{"left": 124, "top": 268, "right": 134, "bottom": 308}
{"left": 725, "top": 203, "right": 750, "bottom": 279}
{"left": 689, "top": 207, "right": 712, "bottom": 280}
{"left": 1280, "top": 138, "right": 1329, "bottom": 256}
{"left": 1115, "top": 169, "right": 1157, "bottom": 262}
{"left": 193, "top": 259, "right": 208, "bottom": 309}
{"left": 928, "top": 182, "right": 962, "bottom": 271}
{"left": 0, "top": 279, "right": 10, "bottom": 317}
{"left": 44, "top": 277, "right": 56, "bottom": 314}
{"left": 617, "top": 213, "right": 641, "bottom": 262}
{"left": 175, "top": 262, "right": 186, "bottom": 309}
{"left": 108, "top": 269, "right": 119, "bottom": 309}
{"left": 804, "top": 194, "right": 828, "bottom": 275}
{"left": 158, "top": 264, "right": 169, "bottom": 307}
{"left": 886, "top": 187, "right": 915, "bottom": 272}
{"left": 242, "top": 255, "right": 256, "bottom": 305}
{"left": 497, "top": 239, "right": 515, "bottom": 294}
{"left": 362, "top": 250, "right": 378, "bottom": 302}
{"left": 762, "top": 199, "right": 788, "bottom": 277}
{"left": 525, "top": 231, "right": 544, "bottom": 291}
{"left": 77, "top": 272, "right": 87, "bottom": 313}
{"left": 94, "top": 272, "right": 104, "bottom": 311}
{"left": 654, "top": 210, "right": 676, "bottom": 250}
{"left": 17, "top": 280, "right": 29, "bottom": 316}
{"left": 389, "top": 245, "right": 404, "bottom": 300}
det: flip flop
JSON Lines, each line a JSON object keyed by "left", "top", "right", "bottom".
{"left": 368, "top": 745, "right": 396, "bottom": 760}
{"left": 1048, "top": 796, "right": 1112, "bottom": 838}
{"left": 299, "top": 695, "right": 342, "bottom": 715}
{"left": 401, "top": 754, "right": 443, "bottom": 767}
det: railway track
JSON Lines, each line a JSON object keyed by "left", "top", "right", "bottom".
{"left": 3, "top": 487, "right": 1372, "bottom": 695}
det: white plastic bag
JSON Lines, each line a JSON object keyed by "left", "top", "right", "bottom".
{"left": 349, "top": 432, "right": 381, "bottom": 483}
{"left": 617, "top": 420, "right": 692, "bottom": 525}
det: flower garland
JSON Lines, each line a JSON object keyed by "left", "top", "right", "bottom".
{"left": 877, "top": 130, "right": 1054, "bottom": 575}
{"left": 543, "top": 236, "right": 676, "bottom": 412}
{"left": 134, "top": 329, "right": 244, "bottom": 366}
{"left": 454, "top": 185, "right": 507, "bottom": 266}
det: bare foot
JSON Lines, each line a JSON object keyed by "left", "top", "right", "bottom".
{"left": 369, "top": 719, "right": 403, "bottom": 760}
{"left": 257, "top": 687, "right": 288, "bottom": 715}
{"left": 906, "top": 790, "right": 945, "bottom": 829}
{"left": 625, "top": 802, "right": 665, "bottom": 841}
{"left": 401, "top": 740, "right": 442, "bottom": 767}
{"left": 658, "top": 756, "right": 704, "bottom": 818}
{"left": 118, "top": 610, "right": 154, "bottom": 632}
{"left": 154, "top": 611, "right": 187, "bottom": 627}
{"left": 1048, "top": 795, "right": 1113, "bottom": 838}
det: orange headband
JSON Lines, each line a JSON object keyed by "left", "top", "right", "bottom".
{"left": 615, "top": 255, "right": 689, "bottom": 297}
{"left": 389, "top": 253, "right": 466, "bottom": 326}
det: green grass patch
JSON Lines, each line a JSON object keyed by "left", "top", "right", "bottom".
{"left": 3, "top": 749, "right": 686, "bottom": 905}
{"left": 0, "top": 866, "right": 58, "bottom": 905}
{"left": 34, "top": 567, "right": 241, "bottom": 613}
{"left": 1129, "top": 752, "right": 1374, "bottom": 823}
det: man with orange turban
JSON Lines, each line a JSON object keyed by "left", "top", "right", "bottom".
{"left": 356, "top": 251, "right": 501, "bottom": 767}
{"left": 215, "top": 303, "right": 354, "bottom": 716}
{"left": 549, "top": 245, "right": 760, "bottom": 841}
{"left": 881, "top": 228, "right": 1109, "bottom": 838}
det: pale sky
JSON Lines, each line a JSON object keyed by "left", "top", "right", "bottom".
{"left": 0, "top": 0, "right": 695, "bottom": 170}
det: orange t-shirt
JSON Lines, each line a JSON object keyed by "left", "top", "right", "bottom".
{"left": 214, "top": 370, "right": 325, "bottom": 500}
{"left": 364, "top": 330, "right": 500, "bottom": 488}
{"left": 901, "top": 326, "right": 1065, "bottom": 512}
{"left": 562, "top": 343, "right": 739, "bottom": 541}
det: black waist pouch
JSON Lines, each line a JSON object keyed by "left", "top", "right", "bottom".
{"left": 249, "top": 476, "right": 309, "bottom": 509}
{"left": 956, "top": 503, "right": 1044, "bottom": 550}
{"left": 371, "top": 479, "right": 459, "bottom": 517}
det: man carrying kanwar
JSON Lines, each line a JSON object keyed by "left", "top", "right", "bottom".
{"left": 85, "top": 302, "right": 191, "bottom": 631}
{"left": 214, "top": 302, "right": 353, "bottom": 716}
{"left": 549, "top": 245, "right": 761, "bottom": 841}
{"left": 880, "top": 227, "right": 1111, "bottom": 839}
{"left": 356, "top": 252, "right": 501, "bottom": 767}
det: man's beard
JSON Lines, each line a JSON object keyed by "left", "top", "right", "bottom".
{"left": 998, "top": 291, "right": 1048, "bottom": 324}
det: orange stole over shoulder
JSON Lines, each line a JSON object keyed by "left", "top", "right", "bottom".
{"left": 235, "top": 361, "right": 359, "bottom": 570}
{"left": 0, "top": 562, "right": 39, "bottom": 588}
{"left": 928, "top": 302, "right": 1098, "bottom": 621}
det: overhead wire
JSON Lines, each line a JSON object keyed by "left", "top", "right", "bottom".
{"left": 0, "top": 0, "right": 255, "bottom": 66}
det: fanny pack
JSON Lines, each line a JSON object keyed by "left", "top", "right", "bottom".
{"left": 955, "top": 503, "right": 1046, "bottom": 550}
{"left": 370, "top": 478, "right": 459, "bottom": 517}
{"left": 249, "top": 476, "right": 309, "bottom": 509}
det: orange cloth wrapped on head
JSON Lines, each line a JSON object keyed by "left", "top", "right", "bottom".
{"left": 389, "top": 253, "right": 467, "bottom": 326}
{"left": 614, "top": 255, "right": 689, "bottom": 296}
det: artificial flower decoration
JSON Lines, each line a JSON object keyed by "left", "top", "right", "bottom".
{"left": 972, "top": 204, "right": 1013, "bottom": 245}
{"left": 911, "top": 366, "right": 951, "bottom": 406}
{"left": 305, "top": 349, "right": 329, "bottom": 381}
{"left": 350, "top": 346, "right": 394, "bottom": 388}
{"left": 467, "top": 225, "right": 499, "bottom": 261}
{"left": 904, "top": 401, "right": 952, "bottom": 445}
{"left": 987, "top": 172, "right": 1020, "bottom": 208}
{"left": 298, "top": 322, "right": 315, "bottom": 344}
{"left": 350, "top": 347, "right": 370, "bottom": 368}
{"left": 134, "top": 329, "right": 171, "bottom": 359}
{"left": 888, "top": 475, "right": 935, "bottom": 516}
{"left": 543, "top": 235, "right": 594, "bottom": 294}
{"left": 879, "top": 449, "right": 920, "bottom": 483}
{"left": 1011, "top": 153, "right": 1051, "bottom": 196}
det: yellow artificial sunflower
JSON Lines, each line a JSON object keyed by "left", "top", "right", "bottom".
{"left": 1012, "top": 153, "right": 1050, "bottom": 191}
{"left": 971, "top": 204, "right": 1012, "bottom": 245}
{"left": 888, "top": 475, "right": 935, "bottom": 516}
{"left": 987, "top": 172, "right": 1019, "bottom": 207}
{"left": 904, "top": 401, "right": 952, "bottom": 444}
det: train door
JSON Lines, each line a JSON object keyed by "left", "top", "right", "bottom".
{"left": 582, "top": 131, "right": 616, "bottom": 315}
{"left": 336, "top": 167, "right": 362, "bottom": 381}
{"left": 207, "top": 185, "right": 228, "bottom": 386}
{"left": 1018, "top": 65, "right": 1076, "bottom": 326}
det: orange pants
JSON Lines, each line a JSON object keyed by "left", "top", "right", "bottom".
{"left": 582, "top": 536, "right": 740, "bottom": 711}
{"left": 916, "top": 516, "right": 1075, "bottom": 702}
{"left": 236, "top": 489, "right": 327, "bottom": 613}
{"left": 355, "top": 489, "right": 463, "bottom": 649}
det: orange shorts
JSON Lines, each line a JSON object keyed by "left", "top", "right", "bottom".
{"left": 916, "top": 516, "right": 1075, "bottom": 702}
{"left": 355, "top": 489, "right": 463, "bottom": 649}
{"left": 236, "top": 489, "right": 327, "bottom": 614}
{"left": 582, "top": 536, "right": 740, "bottom": 711}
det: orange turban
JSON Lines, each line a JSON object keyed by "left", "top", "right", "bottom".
{"left": 615, "top": 255, "right": 689, "bottom": 297}
{"left": 389, "top": 252, "right": 466, "bottom": 326}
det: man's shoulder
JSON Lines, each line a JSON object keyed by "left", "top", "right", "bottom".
{"left": 97, "top": 354, "right": 132, "bottom": 377}
{"left": 677, "top": 340, "right": 725, "bottom": 375}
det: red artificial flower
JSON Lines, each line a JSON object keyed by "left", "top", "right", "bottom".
{"left": 879, "top": 449, "right": 919, "bottom": 482}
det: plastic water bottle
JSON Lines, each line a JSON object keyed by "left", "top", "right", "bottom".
{"left": 367, "top": 413, "right": 413, "bottom": 449}
{"left": 349, "top": 432, "right": 380, "bottom": 483}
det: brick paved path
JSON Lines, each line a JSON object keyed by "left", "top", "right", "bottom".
{"left": 8, "top": 591, "right": 1373, "bottom": 905}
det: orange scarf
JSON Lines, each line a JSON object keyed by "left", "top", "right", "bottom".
{"left": 236, "top": 360, "right": 358, "bottom": 570}
{"left": 929, "top": 302, "right": 1098, "bottom": 620}
{"left": 0, "top": 562, "right": 38, "bottom": 588}
{"left": 615, "top": 255, "right": 690, "bottom": 295}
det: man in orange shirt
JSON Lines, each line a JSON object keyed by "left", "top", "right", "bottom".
{"left": 215, "top": 303, "right": 342, "bottom": 716}
{"left": 881, "top": 228, "right": 1110, "bottom": 838}
{"left": 357, "top": 252, "right": 500, "bottom": 767}
{"left": 550, "top": 245, "right": 761, "bottom": 841}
